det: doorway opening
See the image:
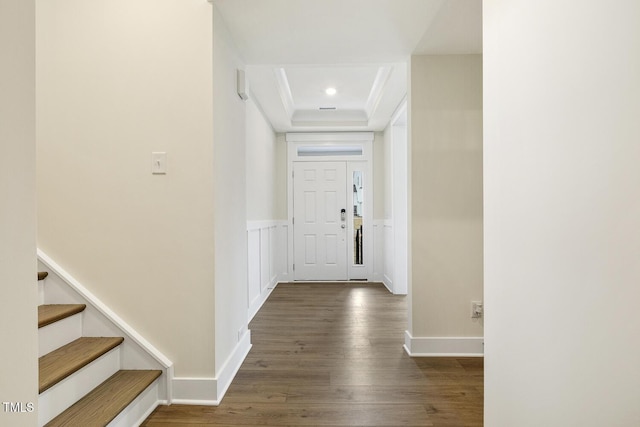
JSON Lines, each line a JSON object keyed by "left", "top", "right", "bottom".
{"left": 287, "top": 132, "right": 373, "bottom": 281}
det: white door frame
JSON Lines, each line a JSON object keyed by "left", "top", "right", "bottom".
{"left": 287, "top": 132, "right": 374, "bottom": 281}
{"left": 390, "top": 101, "right": 408, "bottom": 294}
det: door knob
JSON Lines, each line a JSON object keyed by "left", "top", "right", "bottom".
{"left": 341, "top": 224, "right": 346, "bottom": 229}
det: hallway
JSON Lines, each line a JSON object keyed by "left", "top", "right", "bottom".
{"left": 142, "top": 283, "right": 483, "bottom": 426}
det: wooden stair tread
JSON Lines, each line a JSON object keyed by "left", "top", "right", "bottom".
{"left": 38, "top": 304, "right": 86, "bottom": 328}
{"left": 38, "top": 271, "right": 49, "bottom": 281}
{"left": 39, "top": 337, "right": 124, "bottom": 393}
{"left": 45, "top": 370, "right": 161, "bottom": 427}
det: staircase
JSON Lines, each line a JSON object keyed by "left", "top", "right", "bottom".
{"left": 37, "top": 271, "right": 164, "bottom": 426}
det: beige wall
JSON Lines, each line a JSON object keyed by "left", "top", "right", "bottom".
{"left": 275, "top": 133, "right": 288, "bottom": 220}
{"left": 484, "top": 1, "right": 640, "bottom": 425}
{"left": 410, "top": 55, "right": 483, "bottom": 337}
{"left": 246, "top": 100, "right": 278, "bottom": 221}
{"left": 0, "top": 1, "right": 38, "bottom": 425}
{"left": 36, "top": 0, "right": 215, "bottom": 378}
{"left": 212, "top": 4, "right": 249, "bottom": 373}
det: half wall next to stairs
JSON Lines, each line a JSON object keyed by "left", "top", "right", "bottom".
{"left": 38, "top": 250, "right": 172, "bottom": 402}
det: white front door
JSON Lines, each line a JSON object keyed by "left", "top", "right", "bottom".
{"left": 293, "top": 161, "right": 347, "bottom": 280}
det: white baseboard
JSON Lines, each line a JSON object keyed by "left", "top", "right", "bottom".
{"left": 382, "top": 274, "right": 393, "bottom": 293}
{"left": 171, "top": 330, "right": 252, "bottom": 405}
{"left": 403, "top": 331, "right": 484, "bottom": 357}
{"left": 249, "top": 282, "right": 278, "bottom": 321}
{"left": 216, "top": 330, "right": 252, "bottom": 401}
{"left": 247, "top": 220, "right": 288, "bottom": 320}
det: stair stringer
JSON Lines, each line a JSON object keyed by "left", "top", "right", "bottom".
{"left": 37, "top": 250, "right": 174, "bottom": 404}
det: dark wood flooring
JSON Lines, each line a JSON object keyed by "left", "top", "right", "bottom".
{"left": 142, "top": 282, "right": 483, "bottom": 426}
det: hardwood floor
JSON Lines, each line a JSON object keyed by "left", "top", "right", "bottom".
{"left": 142, "top": 282, "right": 483, "bottom": 426}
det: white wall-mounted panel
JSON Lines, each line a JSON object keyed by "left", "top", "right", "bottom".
{"left": 372, "top": 221, "right": 385, "bottom": 284}
{"left": 269, "top": 226, "right": 278, "bottom": 285}
{"left": 384, "top": 222, "right": 394, "bottom": 291}
{"left": 260, "top": 228, "right": 270, "bottom": 292}
{"left": 247, "top": 229, "right": 261, "bottom": 308}
{"left": 247, "top": 221, "right": 288, "bottom": 320}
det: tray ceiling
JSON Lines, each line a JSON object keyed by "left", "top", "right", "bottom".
{"left": 213, "top": 0, "right": 482, "bottom": 131}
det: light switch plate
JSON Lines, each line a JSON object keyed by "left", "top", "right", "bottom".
{"left": 151, "top": 152, "right": 167, "bottom": 174}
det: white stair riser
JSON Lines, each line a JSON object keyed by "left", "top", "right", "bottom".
{"left": 38, "top": 313, "right": 83, "bottom": 357}
{"left": 38, "top": 281, "right": 45, "bottom": 305}
{"left": 108, "top": 379, "right": 161, "bottom": 427}
{"left": 38, "top": 347, "right": 121, "bottom": 426}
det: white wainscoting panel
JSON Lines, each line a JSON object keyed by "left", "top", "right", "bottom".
{"left": 372, "top": 220, "right": 384, "bottom": 284}
{"left": 247, "top": 229, "right": 261, "bottom": 310}
{"left": 276, "top": 223, "right": 290, "bottom": 282}
{"left": 383, "top": 220, "right": 394, "bottom": 292}
{"left": 247, "top": 221, "right": 289, "bottom": 320}
{"left": 373, "top": 219, "right": 396, "bottom": 294}
{"left": 269, "top": 226, "right": 278, "bottom": 285}
{"left": 260, "top": 227, "right": 270, "bottom": 293}
{"left": 373, "top": 220, "right": 394, "bottom": 293}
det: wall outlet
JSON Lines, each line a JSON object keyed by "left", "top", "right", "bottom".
{"left": 471, "top": 301, "right": 483, "bottom": 319}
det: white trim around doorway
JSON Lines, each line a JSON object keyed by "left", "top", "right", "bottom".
{"left": 286, "top": 132, "right": 374, "bottom": 281}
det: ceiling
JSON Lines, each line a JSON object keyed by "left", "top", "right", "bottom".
{"left": 213, "top": 0, "right": 482, "bottom": 132}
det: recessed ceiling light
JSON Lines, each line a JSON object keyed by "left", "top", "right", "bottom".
{"left": 325, "top": 87, "right": 337, "bottom": 96}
